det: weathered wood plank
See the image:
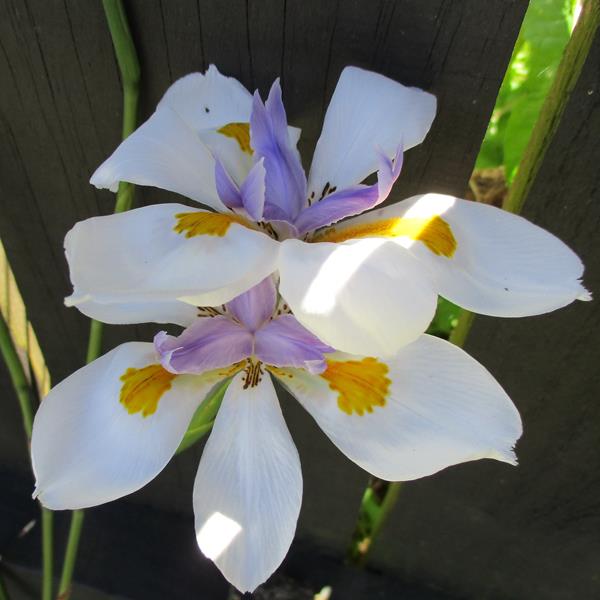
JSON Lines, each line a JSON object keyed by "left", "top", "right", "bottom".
{"left": 371, "top": 5, "right": 600, "bottom": 599}
{"left": 0, "top": 0, "right": 526, "bottom": 560}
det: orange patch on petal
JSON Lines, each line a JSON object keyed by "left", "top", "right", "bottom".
{"left": 316, "top": 215, "right": 457, "bottom": 257}
{"left": 321, "top": 357, "right": 391, "bottom": 416}
{"left": 217, "top": 122, "right": 253, "bottom": 155}
{"left": 119, "top": 364, "right": 176, "bottom": 417}
{"left": 174, "top": 212, "right": 252, "bottom": 238}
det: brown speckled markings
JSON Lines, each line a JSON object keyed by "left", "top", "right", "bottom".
{"left": 0, "top": 0, "right": 526, "bottom": 596}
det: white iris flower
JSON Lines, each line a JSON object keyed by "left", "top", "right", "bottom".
{"left": 62, "top": 64, "right": 589, "bottom": 357}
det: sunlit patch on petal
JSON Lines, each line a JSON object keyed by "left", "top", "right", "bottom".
{"left": 316, "top": 215, "right": 456, "bottom": 257}
{"left": 217, "top": 122, "right": 253, "bottom": 155}
{"left": 119, "top": 364, "right": 176, "bottom": 417}
{"left": 321, "top": 357, "right": 390, "bottom": 415}
{"left": 197, "top": 512, "right": 243, "bottom": 560}
{"left": 174, "top": 211, "right": 254, "bottom": 238}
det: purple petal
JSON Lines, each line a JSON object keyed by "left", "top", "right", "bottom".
{"left": 294, "top": 144, "right": 404, "bottom": 235}
{"left": 250, "top": 80, "right": 307, "bottom": 222}
{"left": 226, "top": 276, "right": 277, "bottom": 332}
{"left": 239, "top": 158, "right": 266, "bottom": 221}
{"left": 215, "top": 159, "right": 243, "bottom": 210}
{"left": 255, "top": 314, "right": 334, "bottom": 374}
{"left": 154, "top": 316, "right": 252, "bottom": 374}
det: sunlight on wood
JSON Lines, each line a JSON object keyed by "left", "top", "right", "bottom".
{"left": 0, "top": 240, "right": 51, "bottom": 396}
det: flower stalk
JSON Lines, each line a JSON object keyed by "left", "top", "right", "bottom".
{"left": 0, "top": 571, "right": 9, "bottom": 600}
{"left": 0, "top": 312, "right": 53, "bottom": 599}
{"left": 56, "top": 2, "right": 140, "bottom": 599}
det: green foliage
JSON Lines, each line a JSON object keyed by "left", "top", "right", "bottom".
{"left": 477, "top": 0, "right": 575, "bottom": 182}
{"left": 176, "top": 378, "right": 231, "bottom": 453}
{"left": 427, "top": 297, "right": 461, "bottom": 339}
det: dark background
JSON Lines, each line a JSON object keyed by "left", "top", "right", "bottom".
{"left": 1, "top": 1, "right": 598, "bottom": 598}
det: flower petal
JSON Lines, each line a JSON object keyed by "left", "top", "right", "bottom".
{"left": 239, "top": 158, "right": 267, "bottom": 221}
{"left": 255, "top": 314, "right": 334, "bottom": 374}
{"left": 154, "top": 316, "right": 253, "bottom": 374}
{"left": 193, "top": 371, "right": 302, "bottom": 593}
{"left": 157, "top": 65, "right": 253, "bottom": 132}
{"left": 275, "top": 334, "right": 522, "bottom": 481}
{"left": 31, "top": 342, "right": 214, "bottom": 509}
{"left": 327, "top": 193, "right": 590, "bottom": 316}
{"left": 90, "top": 107, "right": 225, "bottom": 211}
{"left": 250, "top": 80, "right": 307, "bottom": 222}
{"left": 65, "top": 203, "right": 280, "bottom": 323}
{"left": 69, "top": 297, "right": 199, "bottom": 328}
{"left": 226, "top": 276, "right": 277, "bottom": 332}
{"left": 307, "top": 66, "right": 436, "bottom": 199}
{"left": 278, "top": 238, "right": 438, "bottom": 356}
{"left": 295, "top": 145, "right": 403, "bottom": 235}
{"left": 157, "top": 65, "right": 256, "bottom": 189}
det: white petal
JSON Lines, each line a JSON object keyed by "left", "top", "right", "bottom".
{"left": 31, "top": 342, "right": 213, "bottom": 509}
{"left": 278, "top": 238, "right": 437, "bottom": 356}
{"left": 70, "top": 297, "right": 199, "bottom": 328}
{"left": 193, "top": 371, "right": 302, "bottom": 593}
{"left": 337, "top": 193, "right": 589, "bottom": 317}
{"left": 65, "top": 203, "right": 280, "bottom": 324}
{"left": 276, "top": 335, "right": 522, "bottom": 481}
{"left": 307, "top": 66, "right": 436, "bottom": 198}
{"left": 158, "top": 65, "right": 253, "bottom": 132}
{"left": 90, "top": 107, "right": 225, "bottom": 211}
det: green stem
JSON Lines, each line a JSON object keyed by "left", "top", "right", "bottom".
{"left": 41, "top": 509, "right": 54, "bottom": 600}
{"left": 56, "top": 510, "right": 84, "bottom": 600}
{"left": 0, "top": 313, "right": 55, "bottom": 598}
{"left": 358, "top": 482, "right": 402, "bottom": 565}
{"left": 56, "top": 3, "right": 140, "bottom": 599}
{"left": 0, "top": 312, "right": 35, "bottom": 438}
{"left": 85, "top": 319, "right": 104, "bottom": 364}
{"left": 0, "top": 569, "right": 11, "bottom": 600}
{"left": 448, "top": 309, "right": 475, "bottom": 348}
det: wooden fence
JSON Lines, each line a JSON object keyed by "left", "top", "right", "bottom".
{"left": 0, "top": 1, "right": 598, "bottom": 598}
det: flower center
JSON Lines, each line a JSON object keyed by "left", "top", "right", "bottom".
{"left": 242, "top": 358, "right": 264, "bottom": 389}
{"left": 119, "top": 364, "right": 176, "bottom": 417}
{"left": 321, "top": 357, "right": 391, "bottom": 416}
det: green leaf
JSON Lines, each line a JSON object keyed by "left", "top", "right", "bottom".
{"left": 176, "top": 377, "right": 231, "bottom": 454}
{"left": 503, "top": 0, "right": 571, "bottom": 182}
{"left": 427, "top": 297, "right": 461, "bottom": 339}
{"left": 477, "top": 0, "right": 573, "bottom": 179}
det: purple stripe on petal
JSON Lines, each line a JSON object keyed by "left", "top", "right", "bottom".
{"left": 294, "top": 144, "right": 404, "bottom": 236}
{"left": 250, "top": 80, "right": 307, "bottom": 222}
{"left": 215, "top": 159, "right": 243, "bottom": 210}
{"left": 226, "top": 276, "right": 277, "bottom": 332}
{"left": 255, "top": 314, "right": 334, "bottom": 374}
{"left": 154, "top": 316, "right": 252, "bottom": 374}
{"left": 239, "top": 158, "right": 266, "bottom": 221}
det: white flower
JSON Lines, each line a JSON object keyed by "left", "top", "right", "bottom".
{"left": 32, "top": 277, "right": 521, "bottom": 591}
{"left": 69, "top": 64, "right": 589, "bottom": 357}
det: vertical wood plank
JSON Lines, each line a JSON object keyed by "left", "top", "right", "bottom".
{"left": 370, "top": 6, "right": 600, "bottom": 598}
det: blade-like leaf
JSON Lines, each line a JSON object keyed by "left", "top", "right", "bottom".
{"left": 176, "top": 377, "right": 231, "bottom": 454}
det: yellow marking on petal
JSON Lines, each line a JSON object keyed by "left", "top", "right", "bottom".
{"left": 315, "top": 215, "right": 457, "bottom": 257}
{"left": 174, "top": 212, "right": 253, "bottom": 238}
{"left": 217, "top": 122, "right": 253, "bottom": 155}
{"left": 265, "top": 365, "right": 294, "bottom": 379}
{"left": 321, "top": 357, "right": 390, "bottom": 416}
{"left": 216, "top": 361, "right": 246, "bottom": 378}
{"left": 119, "top": 364, "right": 176, "bottom": 417}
